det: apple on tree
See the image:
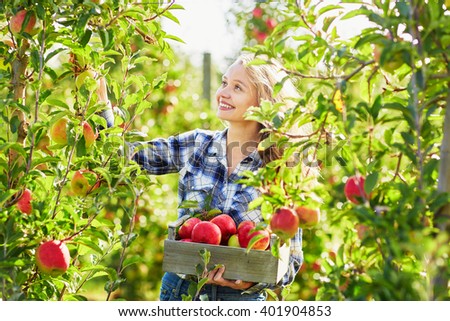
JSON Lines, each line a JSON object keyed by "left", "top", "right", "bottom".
{"left": 252, "top": 6, "right": 263, "bottom": 18}
{"left": 82, "top": 121, "right": 98, "bottom": 148}
{"left": 71, "top": 169, "right": 100, "bottom": 196}
{"left": 49, "top": 118, "right": 69, "bottom": 145}
{"left": 36, "top": 134, "right": 53, "bottom": 155}
{"left": 270, "top": 207, "right": 299, "bottom": 241}
{"left": 210, "top": 214, "right": 237, "bottom": 245}
{"left": 191, "top": 221, "right": 221, "bottom": 245}
{"left": 177, "top": 217, "right": 201, "bottom": 239}
{"left": 372, "top": 36, "right": 406, "bottom": 74}
{"left": 344, "top": 175, "right": 370, "bottom": 204}
{"left": 9, "top": 9, "right": 41, "bottom": 36}
{"left": 16, "top": 188, "right": 32, "bottom": 214}
{"left": 295, "top": 206, "right": 321, "bottom": 229}
{"left": 35, "top": 240, "right": 71, "bottom": 276}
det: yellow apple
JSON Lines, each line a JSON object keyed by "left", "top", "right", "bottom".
{"left": 49, "top": 118, "right": 69, "bottom": 145}
{"left": 70, "top": 169, "right": 99, "bottom": 196}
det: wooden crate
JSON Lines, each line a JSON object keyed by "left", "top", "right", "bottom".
{"left": 162, "top": 215, "right": 290, "bottom": 284}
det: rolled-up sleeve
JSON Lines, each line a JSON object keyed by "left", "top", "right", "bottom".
{"left": 129, "top": 130, "right": 199, "bottom": 175}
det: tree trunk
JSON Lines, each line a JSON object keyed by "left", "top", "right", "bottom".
{"left": 436, "top": 88, "right": 450, "bottom": 233}
{"left": 433, "top": 86, "right": 450, "bottom": 300}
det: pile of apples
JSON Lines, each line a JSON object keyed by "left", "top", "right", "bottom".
{"left": 176, "top": 214, "right": 271, "bottom": 250}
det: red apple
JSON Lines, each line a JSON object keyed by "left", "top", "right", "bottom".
{"left": 227, "top": 234, "right": 240, "bottom": 247}
{"left": 49, "top": 118, "right": 69, "bottom": 145}
{"left": 191, "top": 221, "right": 221, "bottom": 245}
{"left": 82, "top": 121, "right": 98, "bottom": 148}
{"left": 255, "top": 30, "right": 267, "bottom": 43}
{"left": 71, "top": 169, "right": 99, "bottom": 196}
{"left": 252, "top": 7, "right": 263, "bottom": 18}
{"left": 356, "top": 223, "right": 369, "bottom": 240}
{"left": 9, "top": 10, "right": 40, "bottom": 36}
{"left": 35, "top": 240, "right": 70, "bottom": 276}
{"left": 16, "top": 188, "right": 32, "bottom": 214}
{"left": 344, "top": 175, "right": 370, "bottom": 204}
{"left": 295, "top": 206, "right": 321, "bottom": 229}
{"left": 237, "top": 221, "right": 270, "bottom": 250}
{"left": 270, "top": 207, "right": 299, "bottom": 240}
{"left": 266, "top": 18, "right": 277, "bottom": 30}
{"left": 210, "top": 214, "right": 237, "bottom": 245}
{"left": 178, "top": 217, "right": 201, "bottom": 239}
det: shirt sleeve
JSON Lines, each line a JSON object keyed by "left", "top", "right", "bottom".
{"left": 129, "top": 130, "right": 198, "bottom": 175}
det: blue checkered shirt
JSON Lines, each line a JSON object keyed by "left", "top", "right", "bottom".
{"left": 129, "top": 128, "right": 303, "bottom": 294}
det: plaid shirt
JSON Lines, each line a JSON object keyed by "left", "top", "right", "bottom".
{"left": 129, "top": 128, "right": 303, "bottom": 294}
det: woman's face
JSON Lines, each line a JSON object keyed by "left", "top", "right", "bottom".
{"left": 215, "top": 60, "right": 259, "bottom": 123}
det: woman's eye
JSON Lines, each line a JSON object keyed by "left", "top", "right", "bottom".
{"left": 235, "top": 85, "right": 241, "bottom": 91}
{"left": 221, "top": 81, "right": 227, "bottom": 86}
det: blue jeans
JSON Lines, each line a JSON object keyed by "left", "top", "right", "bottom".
{"left": 159, "top": 272, "right": 266, "bottom": 301}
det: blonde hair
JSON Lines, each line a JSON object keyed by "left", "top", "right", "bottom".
{"left": 237, "top": 53, "right": 300, "bottom": 109}
{"left": 236, "top": 53, "right": 309, "bottom": 166}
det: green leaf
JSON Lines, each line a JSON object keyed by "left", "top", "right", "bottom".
{"left": 364, "top": 172, "right": 378, "bottom": 195}
{"left": 76, "top": 238, "right": 103, "bottom": 254}
{"left": 122, "top": 256, "right": 144, "bottom": 270}
{"left": 164, "top": 34, "right": 185, "bottom": 44}
{"left": 120, "top": 233, "right": 138, "bottom": 248}
{"left": 340, "top": 8, "right": 371, "bottom": 20}
{"left": 246, "top": 234, "right": 265, "bottom": 253}
{"left": 45, "top": 98, "right": 70, "bottom": 110}
{"left": 152, "top": 72, "right": 168, "bottom": 89}
{"left": 318, "top": 4, "right": 343, "bottom": 15}
{"left": 104, "top": 278, "right": 126, "bottom": 293}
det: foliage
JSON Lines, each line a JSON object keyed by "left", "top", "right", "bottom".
{"left": 0, "top": 0, "right": 222, "bottom": 301}
{"left": 1, "top": 0, "right": 449, "bottom": 302}
{"left": 233, "top": 0, "right": 450, "bottom": 300}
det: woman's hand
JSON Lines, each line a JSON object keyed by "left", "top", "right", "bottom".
{"left": 206, "top": 266, "right": 255, "bottom": 290}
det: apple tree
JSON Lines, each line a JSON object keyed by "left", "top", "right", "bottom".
{"left": 231, "top": 0, "right": 449, "bottom": 300}
{"left": 0, "top": 0, "right": 189, "bottom": 300}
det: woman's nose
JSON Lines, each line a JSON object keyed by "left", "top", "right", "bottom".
{"left": 216, "top": 86, "right": 231, "bottom": 99}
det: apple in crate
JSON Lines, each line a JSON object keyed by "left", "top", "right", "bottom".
{"left": 227, "top": 234, "right": 240, "bottom": 247}
{"left": 178, "top": 217, "right": 201, "bottom": 239}
{"left": 237, "top": 221, "right": 270, "bottom": 250}
{"left": 210, "top": 214, "right": 237, "bottom": 245}
{"left": 191, "top": 221, "right": 222, "bottom": 245}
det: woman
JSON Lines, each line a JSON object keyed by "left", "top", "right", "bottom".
{"left": 100, "top": 53, "right": 304, "bottom": 301}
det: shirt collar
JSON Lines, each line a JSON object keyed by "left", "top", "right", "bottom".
{"left": 207, "top": 128, "right": 263, "bottom": 168}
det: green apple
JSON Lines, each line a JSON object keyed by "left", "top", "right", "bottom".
{"left": 227, "top": 234, "right": 240, "bottom": 247}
